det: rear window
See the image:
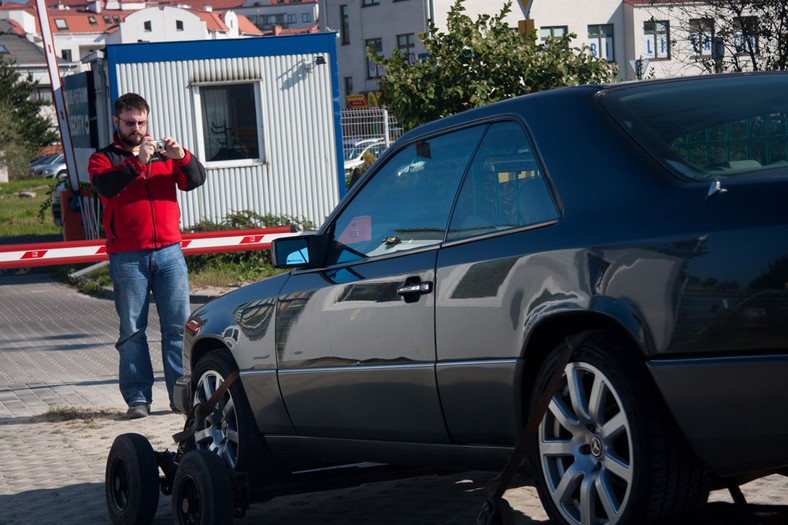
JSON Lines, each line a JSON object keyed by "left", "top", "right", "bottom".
{"left": 597, "top": 73, "right": 788, "bottom": 181}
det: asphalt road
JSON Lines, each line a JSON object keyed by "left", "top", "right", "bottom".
{"left": 0, "top": 271, "right": 786, "bottom": 524}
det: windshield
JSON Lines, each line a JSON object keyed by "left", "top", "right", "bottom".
{"left": 597, "top": 73, "right": 788, "bottom": 181}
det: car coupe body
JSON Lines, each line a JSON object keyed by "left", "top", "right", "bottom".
{"left": 175, "top": 72, "right": 788, "bottom": 525}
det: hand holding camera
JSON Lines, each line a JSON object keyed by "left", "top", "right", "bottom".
{"left": 153, "top": 137, "right": 186, "bottom": 161}
{"left": 139, "top": 136, "right": 186, "bottom": 162}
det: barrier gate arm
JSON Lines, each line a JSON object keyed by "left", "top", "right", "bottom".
{"left": 0, "top": 226, "right": 297, "bottom": 270}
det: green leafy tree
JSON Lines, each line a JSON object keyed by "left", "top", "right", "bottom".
{"left": 0, "top": 104, "right": 28, "bottom": 178}
{"left": 0, "top": 58, "right": 58, "bottom": 178}
{"left": 372, "top": 0, "right": 617, "bottom": 130}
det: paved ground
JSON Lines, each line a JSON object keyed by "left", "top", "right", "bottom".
{"left": 0, "top": 271, "right": 786, "bottom": 524}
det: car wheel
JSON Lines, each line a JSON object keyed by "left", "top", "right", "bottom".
{"left": 529, "top": 332, "right": 709, "bottom": 525}
{"left": 191, "top": 349, "right": 264, "bottom": 475}
{"left": 172, "top": 449, "right": 233, "bottom": 525}
{"left": 105, "top": 433, "right": 160, "bottom": 525}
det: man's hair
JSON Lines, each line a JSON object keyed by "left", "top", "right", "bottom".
{"left": 114, "top": 93, "right": 150, "bottom": 116}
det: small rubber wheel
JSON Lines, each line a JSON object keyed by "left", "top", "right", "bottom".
{"left": 172, "top": 449, "right": 234, "bottom": 525}
{"left": 105, "top": 433, "right": 160, "bottom": 525}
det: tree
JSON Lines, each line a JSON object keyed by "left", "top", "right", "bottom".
{"left": 372, "top": 0, "right": 617, "bottom": 130}
{"left": 648, "top": 0, "right": 788, "bottom": 73}
{"left": 0, "top": 58, "right": 58, "bottom": 179}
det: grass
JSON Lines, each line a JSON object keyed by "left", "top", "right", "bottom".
{"left": 34, "top": 406, "right": 115, "bottom": 422}
{"left": 0, "top": 177, "right": 61, "bottom": 238}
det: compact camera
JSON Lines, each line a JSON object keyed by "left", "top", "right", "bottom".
{"left": 153, "top": 140, "right": 166, "bottom": 152}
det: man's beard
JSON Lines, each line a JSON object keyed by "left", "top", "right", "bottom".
{"left": 118, "top": 129, "right": 144, "bottom": 149}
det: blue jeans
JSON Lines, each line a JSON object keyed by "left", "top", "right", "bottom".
{"left": 109, "top": 243, "right": 189, "bottom": 407}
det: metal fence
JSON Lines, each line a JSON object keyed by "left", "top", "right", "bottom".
{"left": 341, "top": 107, "right": 404, "bottom": 147}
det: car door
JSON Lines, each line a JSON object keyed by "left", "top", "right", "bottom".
{"left": 435, "top": 120, "right": 562, "bottom": 445}
{"left": 276, "top": 126, "right": 485, "bottom": 442}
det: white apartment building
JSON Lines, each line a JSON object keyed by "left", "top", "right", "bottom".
{"left": 322, "top": 0, "right": 769, "bottom": 106}
{"left": 527, "top": 0, "right": 744, "bottom": 81}
{"left": 233, "top": 0, "right": 319, "bottom": 34}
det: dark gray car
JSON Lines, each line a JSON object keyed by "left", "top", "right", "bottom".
{"left": 175, "top": 72, "right": 788, "bottom": 525}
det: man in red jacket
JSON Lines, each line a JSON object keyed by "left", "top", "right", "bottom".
{"left": 89, "top": 93, "right": 206, "bottom": 419}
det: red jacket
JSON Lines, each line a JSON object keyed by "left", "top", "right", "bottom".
{"left": 88, "top": 133, "right": 206, "bottom": 254}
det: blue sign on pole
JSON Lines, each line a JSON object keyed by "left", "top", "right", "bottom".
{"left": 63, "top": 71, "right": 97, "bottom": 149}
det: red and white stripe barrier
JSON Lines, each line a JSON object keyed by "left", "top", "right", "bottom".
{"left": 0, "top": 227, "right": 296, "bottom": 269}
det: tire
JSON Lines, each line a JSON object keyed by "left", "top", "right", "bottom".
{"left": 172, "top": 449, "right": 234, "bottom": 525}
{"left": 105, "top": 433, "right": 160, "bottom": 525}
{"left": 528, "top": 332, "right": 710, "bottom": 525}
{"left": 191, "top": 349, "right": 264, "bottom": 475}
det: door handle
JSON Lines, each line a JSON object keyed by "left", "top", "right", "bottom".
{"left": 396, "top": 281, "right": 433, "bottom": 296}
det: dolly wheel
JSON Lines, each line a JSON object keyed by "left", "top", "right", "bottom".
{"left": 172, "top": 449, "right": 234, "bottom": 525}
{"left": 105, "top": 433, "right": 160, "bottom": 525}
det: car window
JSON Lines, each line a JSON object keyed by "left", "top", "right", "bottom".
{"left": 447, "top": 121, "right": 559, "bottom": 241}
{"left": 326, "top": 126, "right": 484, "bottom": 265}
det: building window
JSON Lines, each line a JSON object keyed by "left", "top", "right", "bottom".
{"left": 366, "top": 38, "right": 384, "bottom": 79}
{"left": 144, "top": 20, "right": 152, "bottom": 32}
{"left": 103, "top": 15, "right": 112, "bottom": 24}
{"left": 689, "top": 18, "right": 714, "bottom": 56}
{"left": 734, "top": 17, "right": 759, "bottom": 55}
{"left": 0, "top": 44, "right": 7, "bottom": 54}
{"left": 113, "top": 16, "right": 120, "bottom": 23}
{"left": 644, "top": 20, "right": 670, "bottom": 60}
{"left": 54, "top": 19, "right": 68, "bottom": 30}
{"left": 61, "top": 49, "right": 72, "bottom": 61}
{"left": 344, "top": 76, "right": 353, "bottom": 100}
{"left": 362, "top": 0, "right": 379, "bottom": 5}
{"left": 302, "top": 13, "right": 312, "bottom": 23}
{"left": 397, "top": 33, "right": 416, "bottom": 63}
{"left": 539, "top": 26, "right": 567, "bottom": 42}
{"left": 588, "top": 24, "right": 614, "bottom": 61}
{"left": 88, "top": 16, "right": 97, "bottom": 25}
{"left": 34, "top": 87, "right": 53, "bottom": 102}
{"left": 198, "top": 83, "right": 261, "bottom": 163}
{"left": 287, "top": 14, "right": 297, "bottom": 24}
{"left": 176, "top": 20, "right": 184, "bottom": 31}
{"left": 340, "top": 5, "right": 349, "bottom": 45}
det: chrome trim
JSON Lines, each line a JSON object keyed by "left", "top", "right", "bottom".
{"left": 239, "top": 369, "right": 278, "bottom": 377}
{"left": 273, "top": 359, "right": 521, "bottom": 375}
{"left": 277, "top": 363, "right": 434, "bottom": 374}
{"left": 437, "top": 359, "right": 520, "bottom": 367}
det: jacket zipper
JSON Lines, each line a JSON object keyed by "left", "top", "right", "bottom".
{"left": 143, "top": 164, "right": 158, "bottom": 247}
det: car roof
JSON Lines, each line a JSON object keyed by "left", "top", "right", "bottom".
{"left": 398, "top": 72, "right": 788, "bottom": 142}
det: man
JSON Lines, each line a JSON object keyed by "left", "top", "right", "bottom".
{"left": 89, "top": 93, "right": 206, "bottom": 419}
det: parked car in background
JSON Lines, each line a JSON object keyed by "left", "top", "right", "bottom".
{"left": 343, "top": 138, "right": 388, "bottom": 172}
{"left": 174, "top": 73, "right": 788, "bottom": 525}
{"left": 29, "top": 153, "right": 60, "bottom": 169}
{"left": 51, "top": 179, "right": 67, "bottom": 226}
{"left": 30, "top": 153, "right": 67, "bottom": 179}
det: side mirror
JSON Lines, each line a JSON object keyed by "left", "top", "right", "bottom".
{"left": 272, "top": 234, "right": 323, "bottom": 268}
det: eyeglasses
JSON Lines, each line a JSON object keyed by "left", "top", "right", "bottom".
{"left": 117, "top": 117, "right": 148, "bottom": 128}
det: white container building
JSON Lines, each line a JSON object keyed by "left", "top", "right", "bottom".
{"left": 79, "top": 32, "right": 342, "bottom": 230}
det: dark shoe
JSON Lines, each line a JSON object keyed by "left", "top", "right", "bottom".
{"left": 170, "top": 404, "right": 179, "bottom": 413}
{"left": 125, "top": 403, "right": 150, "bottom": 419}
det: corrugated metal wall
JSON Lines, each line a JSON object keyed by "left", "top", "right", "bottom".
{"left": 112, "top": 52, "right": 339, "bottom": 229}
